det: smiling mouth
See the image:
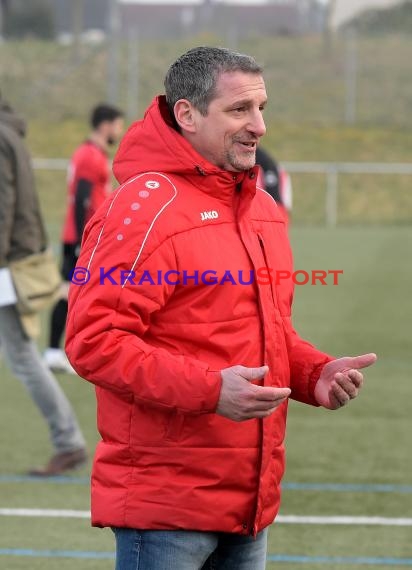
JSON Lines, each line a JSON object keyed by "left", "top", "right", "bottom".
{"left": 237, "top": 141, "right": 257, "bottom": 149}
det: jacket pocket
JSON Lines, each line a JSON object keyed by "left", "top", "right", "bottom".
{"left": 129, "top": 402, "right": 185, "bottom": 446}
{"left": 163, "top": 410, "right": 185, "bottom": 443}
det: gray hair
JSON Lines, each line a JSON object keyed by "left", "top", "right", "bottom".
{"left": 164, "top": 46, "right": 263, "bottom": 117}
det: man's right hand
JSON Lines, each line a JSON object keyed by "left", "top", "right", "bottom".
{"left": 216, "top": 365, "right": 291, "bottom": 422}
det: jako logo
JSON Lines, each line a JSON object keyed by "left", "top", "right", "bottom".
{"left": 145, "top": 180, "right": 160, "bottom": 189}
{"left": 200, "top": 210, "right": 219, "bottom": 221}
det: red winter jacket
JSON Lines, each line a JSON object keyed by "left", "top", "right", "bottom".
{"left": 66, "top": 96, "right": 332, "bottom": 536}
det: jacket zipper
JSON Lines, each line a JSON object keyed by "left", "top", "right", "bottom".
{"left": 246, "top": 232, "right": 270, "bottom": 536}
{"left": 258, "top": 232, "right": 277, "bottom": 309}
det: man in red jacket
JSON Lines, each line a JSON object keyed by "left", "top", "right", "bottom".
{"left": 44, "top": 104, "right": 124, "bottom": 373}
{"left": 66, "top": 47, "right": 376, "bottom": 570}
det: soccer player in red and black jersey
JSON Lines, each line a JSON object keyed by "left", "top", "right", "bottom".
{"left": 44, "top": 104, "right": 124, "bottom": 372}
{"left": 255, "top": 146, "right": 292, "bottom": 224}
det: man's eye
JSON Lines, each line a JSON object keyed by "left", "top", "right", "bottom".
{"left": 233, "top": 107, "right": 246, "bottom": 113}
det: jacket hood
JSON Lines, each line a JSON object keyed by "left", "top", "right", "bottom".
{"left": 113, "top": 95, "right": 257, "bottom": 197}
{"left": 0, "top": 97, "right": 27, "bottom": 137}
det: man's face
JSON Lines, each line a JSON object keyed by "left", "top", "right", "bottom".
{"left": 107, "top": 117, "right": 125, "bottom": 146}
{"left": 189, "top": 72, "right": 267, "bottom": 172}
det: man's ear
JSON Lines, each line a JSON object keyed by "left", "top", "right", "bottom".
{"left": 174, "top": 100, "right": 197, "bottom": 134}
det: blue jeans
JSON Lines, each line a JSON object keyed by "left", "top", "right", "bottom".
{"left": 112, "top": 527, "right": 268, "bottom": 570}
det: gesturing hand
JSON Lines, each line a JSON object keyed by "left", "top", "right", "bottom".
{"left": 314, "top": 353, "right": 377, "bottom": 410}
{"left": 217, "top": 365, "right": 291, "bottom": 422}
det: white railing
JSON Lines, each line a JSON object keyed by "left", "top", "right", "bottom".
{"left": 33, "top": 159, "right": 412, "bottom": 227}
{"left": 283, "top": 162, "right": 412, "bottom": 226}
{"left": 33, "top": 158, "right": 70, "bottom": 170}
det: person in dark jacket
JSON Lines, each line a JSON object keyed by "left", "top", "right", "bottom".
{"left": 255, "top": 146, "right": 292, "bottom": 221}
{"left": 0, "top": 95, "right": 87, "bottom": 475}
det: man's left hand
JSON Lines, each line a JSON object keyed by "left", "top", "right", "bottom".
{"left": 314, "top": 353, "right": 377, "bottom": 410}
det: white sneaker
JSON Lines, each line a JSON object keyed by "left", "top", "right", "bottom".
{"left": 43, "top": 348, "right": 77, "bottom": 375}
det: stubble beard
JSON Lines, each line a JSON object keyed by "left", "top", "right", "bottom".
{"left": 226, "top": 147, "right": 256, "bottom": 172}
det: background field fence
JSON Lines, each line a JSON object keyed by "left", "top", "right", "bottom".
{"left": 33, "top": 159, "right": 412, "bottom": 227}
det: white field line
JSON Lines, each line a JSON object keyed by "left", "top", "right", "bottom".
{"left": 0, "top": 509, "right": 412, "bottom": 526}
{"left": 276, "top": 515, "right": 412, "bottom": 527}
{"left": 0, "top": 509, "right": 90, "bottom": 519}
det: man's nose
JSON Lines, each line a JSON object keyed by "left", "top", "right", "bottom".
{"left": 248, "top": 110, "right": 266, "bottom": 138}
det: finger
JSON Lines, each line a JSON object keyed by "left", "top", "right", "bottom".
{"left": 331, "top": 380, "right": 351, "bottom": 406}
{"left": 252, "top": 386, "right": 291, "bottom": 402}
{"left": 334, "top": 373, "right": 358, "bottom": 400}
{"left": 328, "top": 391, "right": 342, "bottom": 410}
{"left": 247, "top": 396, "right": 289, "bottom": 413}
{"left": 340, "top": 353, "right": 377, "bottom": 371}
{"left": 347, "top": 370, "right": 363, "bottom": 389}
{"left": 240, "top": 365, "right": 269, "bottom": 382}
{"left": 243, "top": 405, "right": 285, "bottom": 420}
